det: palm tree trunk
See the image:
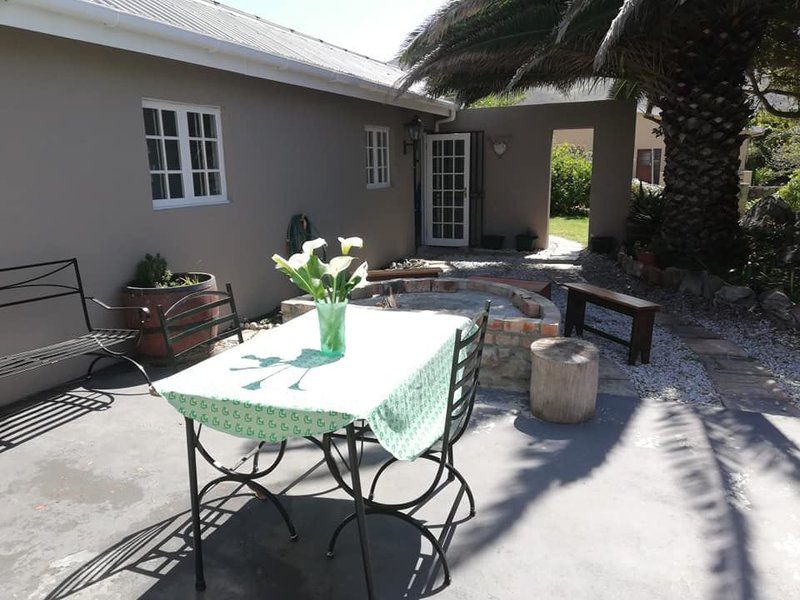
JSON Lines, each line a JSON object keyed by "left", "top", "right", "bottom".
{"left": 658, "top": 17, "right": 761, "bottom": 270}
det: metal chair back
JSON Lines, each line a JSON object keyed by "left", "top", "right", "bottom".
{"left": 442, "top": 301, "right": 491, "bottom": 451}
{"left": 156, "top": 282, "right": 244, "bottom": 366}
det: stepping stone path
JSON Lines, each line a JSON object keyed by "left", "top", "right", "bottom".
{"left": 668, "top": 321, "right": 800, "bottom": 417}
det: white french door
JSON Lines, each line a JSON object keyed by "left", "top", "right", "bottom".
{"left": 424, "top": 133, "right": 471, "bottom": 246}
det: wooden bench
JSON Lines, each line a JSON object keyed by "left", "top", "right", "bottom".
{"left": 563, "top": 282, "right": 660, "bottom": 365}
{"left": 468, "top": 276, "right": 552, "bottom": 299}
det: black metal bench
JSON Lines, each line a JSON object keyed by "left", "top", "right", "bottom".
{"left": 0, "top": 259, "right": 153, "bottom": 392}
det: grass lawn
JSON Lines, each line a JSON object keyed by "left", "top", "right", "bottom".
{"left": 549, "top": 215, "right": 589, "bottom": 246}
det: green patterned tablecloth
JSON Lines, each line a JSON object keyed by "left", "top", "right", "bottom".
{"left": 155, "top": 307, "right": 469, "bottom": 461}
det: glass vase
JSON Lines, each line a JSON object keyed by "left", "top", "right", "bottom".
{"left": 316, "top": 300, "right": 347, "bottom": 357}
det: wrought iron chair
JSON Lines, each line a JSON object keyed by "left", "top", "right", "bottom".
{"left": 156, "top": 283, "right": 296, "bottom": 592}
{"left": 322, "top": 301, "right": 491, "bottom": 586}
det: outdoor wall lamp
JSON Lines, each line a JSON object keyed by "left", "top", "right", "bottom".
{"left": 403, "top": 115, "right": 424, "bottom": 155}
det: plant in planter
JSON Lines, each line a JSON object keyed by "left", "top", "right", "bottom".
{"left": 515, "top": 229, "right": 538, "bottom": 252}
{"left": 633, "top": 242, "right": 657, "bottom": 267}
{"left": 272, "top": 237, "right": 367, "bottom": 357}
{"left": 481, "top": 234, "right": 505, "bottom": 250}
{"left": 626, "top": 181, "right": 665, "bottom": 246}
{"left": 123, "top": 253, "right": 217, "bottom": 358}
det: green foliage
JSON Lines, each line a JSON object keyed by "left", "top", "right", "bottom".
{"left": 735, "top": 226, "right": 798, "bottom": 301}
{"left": 550, "top": 143, "right": 592, "bottom": 216}
{"left": 777, "top": 168, "right": 800, "bottom": 211}
{"left": 629, "top": 180, "right": 666, "bottom": 231}
{"left": 468, "top": 91, "right": 525, "bottom": 108}
{"left": 746, "top": 111, "right": 800, "bottom": 185}
{"left": 132, "top": 253, "right": 197, "bottom": 288}
{"left": 752, "top": 166, "right": 782, "bottom": 186}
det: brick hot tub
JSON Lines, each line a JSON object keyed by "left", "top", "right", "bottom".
{"left": 281, "top": 278, "right": 561, "bottom": 392}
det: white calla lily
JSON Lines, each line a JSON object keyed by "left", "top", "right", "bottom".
{"left": 338, "top": 236, "right": 363, "bottom": 255}
{"left": 302, "top": 238, "right": 327, "bottom": 255}
{"left": 326, "top": 255, "right": 355, "bottom": 276}
{"left": 287, "top": 252, "right": 311, "bottom": 269}
{"left": 272, "top": 234, "right": 367, "bottom": 303}
{"left": 349, "top": 261, "right": 369, "bottom": 288}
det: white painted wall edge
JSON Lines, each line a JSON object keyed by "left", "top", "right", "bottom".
{"left": 0, "top": 0, "right": 454, "bottom": 116}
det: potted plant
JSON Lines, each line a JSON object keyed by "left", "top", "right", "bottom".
{"left": 634, "top": 242, "right": 657, "bottom": 267}
{"left": 272, "top": 237, "right": 367, "bottom": 357}
{"left": 481, "top": 234, "right": 505, "bottom": 250}
{"left": 122, "top": 253, "right": 217, "bottom": 358}
{"left": 515, "top": 229, "right": 539, "bottom": 252}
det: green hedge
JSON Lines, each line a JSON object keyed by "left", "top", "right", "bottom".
{"left": 550, "top": 143, "right": 592, "bottom": 216}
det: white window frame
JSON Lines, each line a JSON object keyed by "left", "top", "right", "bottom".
{"left": 142, "top": 99, "right": 228, "bottom": 210}
{"left": 364, "top": 125, "right": 391, "bottom": 189}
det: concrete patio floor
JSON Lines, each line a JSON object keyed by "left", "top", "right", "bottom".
{"left": 2, "top": 364, "right": 799, "bottom": 599}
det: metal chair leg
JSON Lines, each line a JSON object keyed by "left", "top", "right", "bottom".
{"left": 367, "top": 456, "right": 399, "bottom": 501}
{"left": 326, "top": 509, "right": 452, "bottom": 588}
{"left": 184, "top": 418, "right": 206, "bottom": 592}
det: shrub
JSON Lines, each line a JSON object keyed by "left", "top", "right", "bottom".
{"left": 550, "top": 143, "right": 592, "bottom": 216}
{"left": 132, "top": 253, "right": 198, "bottom": 288}
{"left": 777, "top": 168, "right": 800, "bottom": 211}
{"left": 628, "top": 180, "right": 666, "bottom": 231}
{"left": 746, "top": 111, "right": 800, "bottom": 186}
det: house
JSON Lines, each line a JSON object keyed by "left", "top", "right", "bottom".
{"left": 0, "top": 0, "right": 635, "bottom": 403}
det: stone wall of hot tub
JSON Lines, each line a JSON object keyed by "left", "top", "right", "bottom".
{"left": 280, "top": 278, "right": 561, "bottom": 392}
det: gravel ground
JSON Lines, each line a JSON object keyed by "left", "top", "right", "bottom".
{"left": 413, "top": 239, "right": 800, "bottom": 407}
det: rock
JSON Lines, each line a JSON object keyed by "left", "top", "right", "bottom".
{"left": 758, "top": 289, "right": 795, "bottom": 324}
{"left": 679, "top": 271, "right": 704, "bottom": 296}
{"left": 642, "top": 265, "right": 663, "bottom": 286}
{"left": 714, "top": 285, "right": 756, "bottom": 307}
{"left": 662, "top": 267, "right": 686, "bottom": 290}
{"left": 741, "top": 196, "right": 795, "bottom": 231}
{"left": 622, "top": 255, "right": 635, "bottom": 275}
{"left": 702, "top": 274, "right": 726, "bottom": 299}
{"left": 791, "top": 305, "right": 800, "bottom": 329}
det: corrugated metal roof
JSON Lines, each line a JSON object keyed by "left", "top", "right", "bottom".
{"left": 82, "top": 0, "right": 416, "bottom": 92}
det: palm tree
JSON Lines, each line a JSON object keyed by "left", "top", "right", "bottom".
{"left": 399, "top": 0, "right": 800, "bottom": 270}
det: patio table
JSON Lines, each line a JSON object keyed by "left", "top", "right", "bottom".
{"left": 155, "top": 305, "right": 470, "bottom": 598}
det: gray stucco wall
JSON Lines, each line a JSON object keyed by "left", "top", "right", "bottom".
{"left": 442, "top": 101, "right": 636, "bottom": 249}
{"left": 0, "top": 27, "right": 429, "bottom": 404}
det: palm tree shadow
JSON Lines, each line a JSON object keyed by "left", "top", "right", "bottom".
{"left": 657, "top": 403, "right": 800, "bottom": 600}
{"left": 447, "top": 392, "right": 639, "bottom": 568}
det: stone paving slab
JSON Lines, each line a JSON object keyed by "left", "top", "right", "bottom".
{"left": 700, "top": 355, "right": 773, "bottom": 376}
{"left": 707, "top": 372, "right": 800, "bottom": 416}
{"left": 668, "top": 324, "right": 723, "bottom": 339}
{"left": 681, "top": 337, "right": 750, "bottom": 358}
{"left": 669, "top": 321, "right": 798, "bottom": 416}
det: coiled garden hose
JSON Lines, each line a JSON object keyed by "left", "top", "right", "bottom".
{"left": 286, "top": 213, "right": 326, "bottom": 260}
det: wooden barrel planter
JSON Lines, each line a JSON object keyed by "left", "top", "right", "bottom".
{"left": 122, "top": 273, "right": 218, "bottom": 359}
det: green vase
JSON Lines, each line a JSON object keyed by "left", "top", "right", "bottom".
{"left": 316, "top": 300, "right": 347, "bottom": 357}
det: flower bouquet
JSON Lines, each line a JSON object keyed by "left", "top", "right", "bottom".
{"left": 272, "top": 237, "right": 367, "bottom": 356}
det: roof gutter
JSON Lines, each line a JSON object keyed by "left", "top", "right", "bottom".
{"left": 0, "top": 0, "right": 455, "bottom": 116}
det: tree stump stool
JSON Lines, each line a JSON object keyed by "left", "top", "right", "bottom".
{"left": 530, "top": 337, "right": 599, "bottom": 423}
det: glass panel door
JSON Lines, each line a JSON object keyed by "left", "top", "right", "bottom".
{"left": 425, "top": 133, "right": 470, "bottom": 246}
